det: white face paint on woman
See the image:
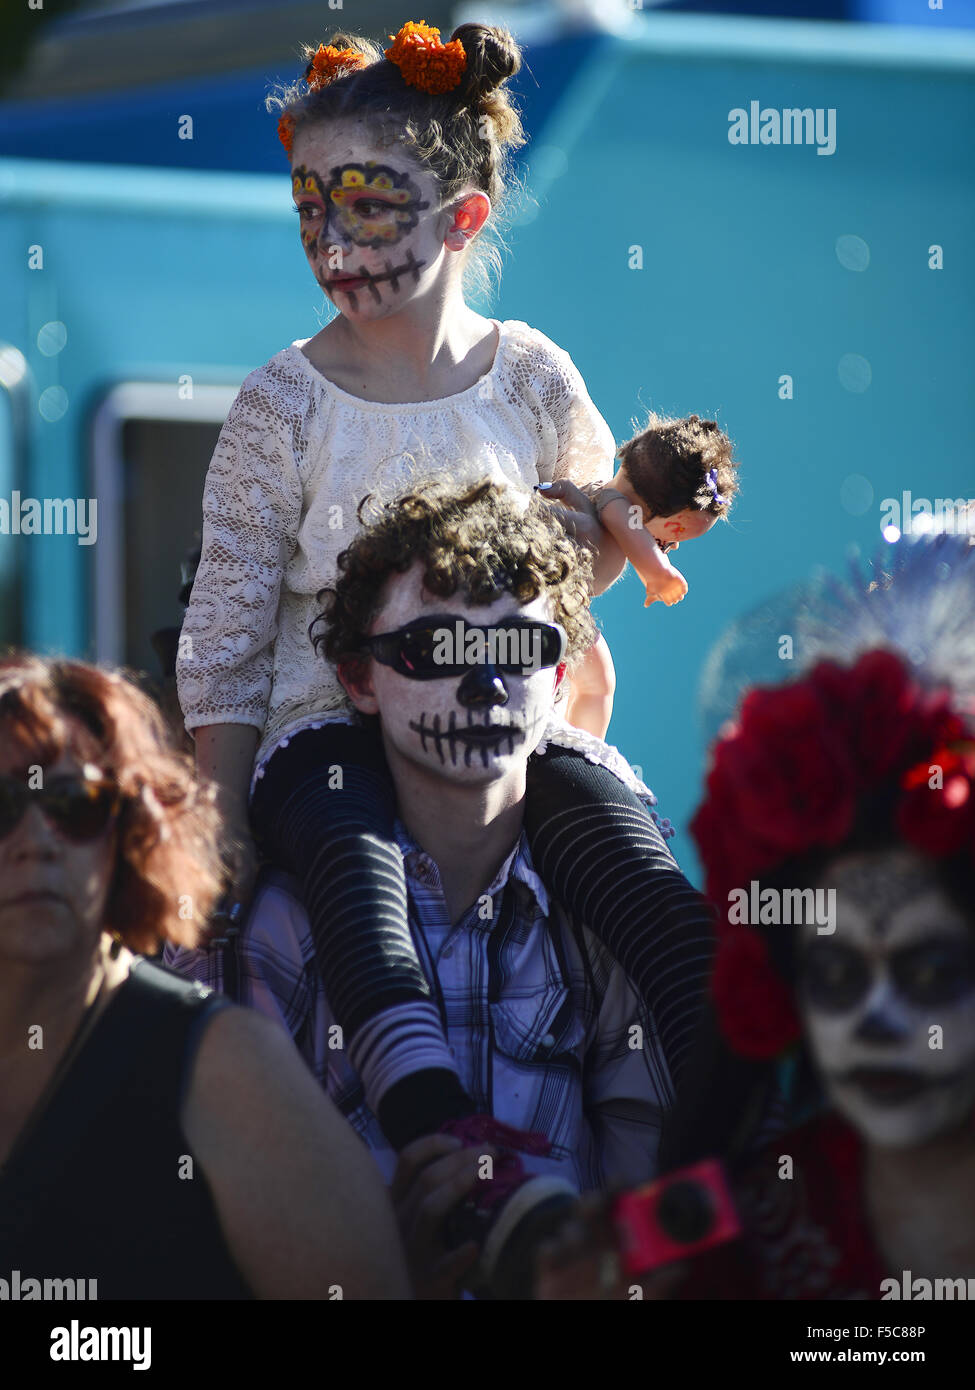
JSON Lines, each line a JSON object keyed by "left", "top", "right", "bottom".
{"left": 797, "top": 848, "right": 975, "bottom": 1148}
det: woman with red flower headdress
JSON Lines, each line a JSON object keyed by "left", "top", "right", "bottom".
{"left": 534, "top": 529, "right": 975, "bottom": 1300}
{"left": 653, "top": 642, "right": 975, "bottom": 1299}
{"left": 536, "top": 647, "right": 975, "bottom": 1300}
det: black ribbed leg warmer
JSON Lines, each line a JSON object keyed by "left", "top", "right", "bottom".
{"left": 524, "top": 745, "right": 715, "bottom": 1089}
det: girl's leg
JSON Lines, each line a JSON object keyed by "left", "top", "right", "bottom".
{"left": 564, "top": 633, "right": 616, "bottom": 740}
{"left": 250, "top": 723, "right": 473, "bottom": 1148}
{"left": 524, "top": 744, "right": 715, "bottom": 1090}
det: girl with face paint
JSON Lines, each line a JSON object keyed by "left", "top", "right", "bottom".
{"left": 176, "top": 19, "right": 717, "bottom": 1230}
{"left": 639, "top": 647, "right": 975, "bottom": 1299}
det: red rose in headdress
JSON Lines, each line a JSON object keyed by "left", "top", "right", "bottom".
{"left": 691, "top": 678, "right": 857, "bottom": 913}
{"left": 693, "top": 648, "right": 975, "bottom": 1060}
{"left": 810, "top": 649, "right": 965, "bottom": 786}
{"left": 897, "top": 743, "right": 975, "bottom": 856}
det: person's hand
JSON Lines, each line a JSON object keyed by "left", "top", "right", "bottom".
{"left": 644, "top": 568, "right": 688, "bottom": 608}
{"left": 536, "top": 480, "right": 600, "bottom": 548}
{"left": 533, "top": 1193, "right": 688, "bottom": 1301}
{"left": 536, "top": 478, "right": 598, "bottom": 518}
{"left": 390, "top": 1133, "right": 496, "bottom": 1300}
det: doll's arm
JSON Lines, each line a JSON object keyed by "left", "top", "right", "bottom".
{"left": 597, "top": 497, "right": 689, "bottom": 608}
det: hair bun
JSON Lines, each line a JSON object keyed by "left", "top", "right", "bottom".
{"left": 450, "top": 22, "right": 521, "bottom": 101}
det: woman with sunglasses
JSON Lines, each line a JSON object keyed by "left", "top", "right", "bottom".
{"left": 0, "top": 653, "right": 408, "bottom": 1300}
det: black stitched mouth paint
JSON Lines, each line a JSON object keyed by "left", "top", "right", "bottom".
{"left": 326, "top": 249, "right": 425, "bottom": 307}
{"left": 409, "top": 710, "right": 524, "bottom": 769}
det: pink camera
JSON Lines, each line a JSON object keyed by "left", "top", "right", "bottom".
{"left": 611, "top": 1159, "right": 741, "bottom": 1278}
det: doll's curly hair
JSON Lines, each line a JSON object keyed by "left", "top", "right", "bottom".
{"left": 618, "top": 412, "right": 740, "bottom": 519}
{"left": 0, "top": 653, "right": 223, "bottom": 954}
{"left": 311, "top": 480, "right": 596, "bottom": 676}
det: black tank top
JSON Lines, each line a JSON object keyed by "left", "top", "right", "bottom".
{"left": 0, "top": 958, "right": 253, "bottom": 1299}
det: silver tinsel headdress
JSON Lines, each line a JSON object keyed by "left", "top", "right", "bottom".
{"left": 699, "top": 524, "right": 975, "bottom": 743}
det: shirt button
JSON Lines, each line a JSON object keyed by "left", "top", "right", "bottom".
{"left": 541, "top": 1033, "right": 555, "bottom": 1048}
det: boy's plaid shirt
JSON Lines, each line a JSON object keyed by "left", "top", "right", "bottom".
{"left": 165, "top": 823, "right": 673, "bottom": 1193}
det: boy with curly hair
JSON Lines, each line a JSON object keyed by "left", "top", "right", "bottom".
{"left": 169, "top": 480, "right": 713, "bottom": 1298}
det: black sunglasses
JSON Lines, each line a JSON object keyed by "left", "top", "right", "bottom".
{"left": 361, "top": 618, "right": 568, "bottom": 680}
{"left": 0, "top": 767, "right": 122, "bottom": 843}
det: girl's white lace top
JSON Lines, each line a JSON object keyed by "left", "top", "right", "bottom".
{"left": 177, "top": 318, "right": 617, "bottom": 774}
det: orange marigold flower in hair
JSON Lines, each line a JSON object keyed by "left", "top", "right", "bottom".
{"left": 277, "top": 112, "right": 296, "bottom": 155}
{"left": 305, "top": 43, "right": 367, "bottom": 91}
{"left": 385, "top": 20, "right": 466, "bottom": 95}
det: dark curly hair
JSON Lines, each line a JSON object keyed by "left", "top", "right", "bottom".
{"left": 310, "top": 480, "right": 596, "bottom": 679}
{"left": 618, "top": 412, "right": 740, "bottom": 520}
{"left": 0, "top": 653, "right": 223, "bottom": 954}
{"left": 266, "top": 23, "right": 526, "bottom": 300}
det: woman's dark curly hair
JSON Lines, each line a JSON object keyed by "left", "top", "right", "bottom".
{"left": 310, "top": 480, "right": 597, "bottom": 677}
{"left": 0, "top": 653, "right": 223, "bottom": 954}
{"left": 618, "top": 412, "right": 740, "bottom": 519}
{"left": 266, "top": 22, "right": 526, "bottom": 300}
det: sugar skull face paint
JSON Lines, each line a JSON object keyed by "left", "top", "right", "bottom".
{"left": 291, "top": 121, "right": 446, "bottom": 318}
{"left": 293, "top": 166, "right": 329, "bottom": 259}
{"left": 344, "top": 561, "right": 563, "bottom": 788}
{"left": 798, "top": 848, "right": 975, "bottom": 1148}
{"left": 325, "top": 163, "right": 430, "bottom": 248}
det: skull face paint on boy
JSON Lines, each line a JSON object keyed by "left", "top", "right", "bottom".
{"left": 339, "top": 561, "right": 565, "bottom": 791}
{"left": 798, "top": 849, "right": 975, "bottom": 1148}
{"left": 291, "top": 121, "right": 447, "bottom": 317}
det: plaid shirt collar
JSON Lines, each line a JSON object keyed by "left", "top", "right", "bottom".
{"left": 392, "top": 817, "right": 552, "bottom": 921}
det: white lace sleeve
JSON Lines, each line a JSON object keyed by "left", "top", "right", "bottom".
{"left": 176, "top": 371, "right": 303, "bottom": 734}
{"left": 546, "top": 345, "right": 617, "bottom": 489}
